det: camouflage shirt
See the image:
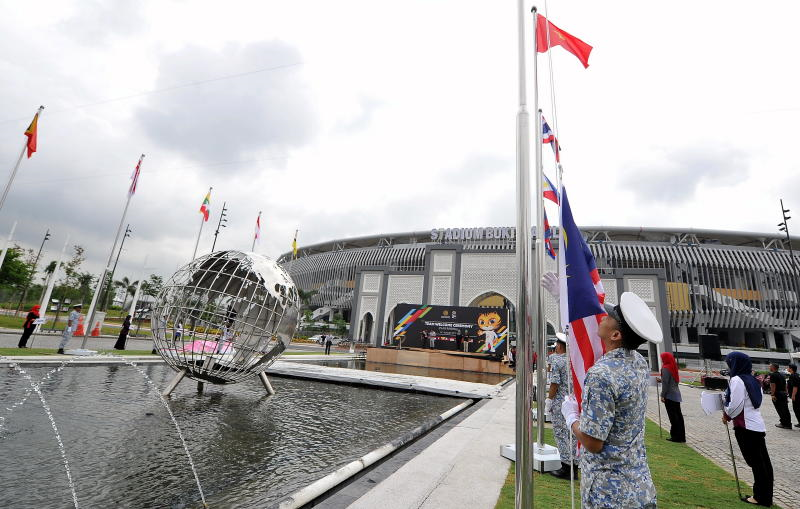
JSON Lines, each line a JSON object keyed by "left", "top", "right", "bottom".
{"left": 549, "top": 352, "right": 576, "bottom": 463}
{"left": 579, "top": 348, "right": 656, "bottom": 509}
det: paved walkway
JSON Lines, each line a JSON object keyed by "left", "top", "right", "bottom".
{"left": 646, "top": 384, "right": 799, "bottom": 509}
{"left": 343, "top": 381, "right": 515, "bottom": 509}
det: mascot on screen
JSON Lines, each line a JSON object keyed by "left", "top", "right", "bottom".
{"left": 476, "top": 311, "right": 502, "bottom": 353}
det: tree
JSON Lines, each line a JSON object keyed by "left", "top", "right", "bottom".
{"left": 141, "top": 274, "right": 164, "bottom": 297}
{"left": 297, "top": 289, "right": 318, "bottom": 310}
{"left": 333, "top": 313, "right": 348, "bottom": 337}
{"left": 114, "top": 277, "right": 138, "bottom": 310}
{"left": 42, "top": 260, "right": 58, "bottom": 284}
{"left": 75, "top": 272, "right": 96, "bottom": 304}
{"left": 62, "top": 246, "right": 85, "bottom": 288}
{"left": 0, "top": 247, "right": 34, "bottom": 289}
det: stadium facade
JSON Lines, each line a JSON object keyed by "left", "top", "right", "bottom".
{"left": 279, "top": 226, "right": 800, "bottom": 365}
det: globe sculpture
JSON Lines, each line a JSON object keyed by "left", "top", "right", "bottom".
{"left": 151, "top": 250, "right": 300, "bottom": 396}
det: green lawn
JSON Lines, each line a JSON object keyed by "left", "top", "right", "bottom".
{"left": 495, "top": 420, "right": 781, "bottom": 509}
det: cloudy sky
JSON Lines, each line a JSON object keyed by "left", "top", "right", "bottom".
{"left": 1, "top": 0, "right": 798, "bottom": 283}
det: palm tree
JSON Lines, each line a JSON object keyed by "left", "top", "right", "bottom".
{"left": 114, "top": 277, "right": 138, "bottom": 311}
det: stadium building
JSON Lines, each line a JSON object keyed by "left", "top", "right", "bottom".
{"left": 279, "top": 226, "right": 800, "bottom": 366}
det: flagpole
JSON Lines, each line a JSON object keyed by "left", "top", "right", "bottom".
{"left": 533, "top": 117, "right": 548, "bottom": 448}
{"left": 81, "top": 154, "right": 144, "bottom": 349}
{"left": 0, "top": 106, "right": 44, "bottom": 215}
{"left": 252, "top": 211, "right": 261, "bottom": 251}
{"left": 35, "top": 235, "right": 70, "bottom": 336}
{"left": 193, "top": 187, "right": 211, "bottom": 261}
{"left": 515, "top": 1, "right": 534, "bottom": 507}
{"left": 0, "top": 221, "right": 18, "bottom": 273}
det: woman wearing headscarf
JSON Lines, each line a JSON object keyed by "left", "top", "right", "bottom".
{"left": 113, "top": 315, "right": 132, "bottom": 350}
{"left": 723, "top": 351, "right": 773, "bottom": 506}
{"left": 660, "top": 352, "right": 685, "bottom": 442}
{"left": 17, "top": 305, "right": 40, "bottom": 348}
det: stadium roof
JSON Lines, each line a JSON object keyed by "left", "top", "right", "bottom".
{"left": 278, "top": 226, "right": 800, "bottom": 262}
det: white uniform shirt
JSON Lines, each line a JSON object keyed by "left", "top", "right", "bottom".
{"left": 723, "top": 376, "right": 766, "bottom": 432}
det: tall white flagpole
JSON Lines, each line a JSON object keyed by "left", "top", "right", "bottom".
{"left": 128, "top": 256, "right": 148, "bottom": 323}
{"left": 252, "top": 211, "right": 261, "bottom": 251}
{"left": 192, "top": 187, "right": 211, "bottom": 261}
{"left": 0, "top": 221, "right": 18, "bottom": 273}
{"left": 36, "top": 235, "right": 70, "bottom": 334}
{"left": 0, "top": 106, "right": 44, "bottom": 215}
{"left": 81, "top": 154, "right": 144, "bottom": 349}
{"left": 515, "top": 1, "right": 535, "bottom": 507}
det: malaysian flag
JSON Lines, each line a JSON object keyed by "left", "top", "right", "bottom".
{"left": 558, "top": 186, "right": 606, "bottom": 407}
{"left": 129, "top": 155, "right": 144, "bottom": 196}
{"left": 254, "top": 212, "right": 261, "bottom": 242}
{"left": 542, "top": 116, "right": 561, "bottom": 162}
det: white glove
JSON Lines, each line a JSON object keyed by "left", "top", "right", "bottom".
{"left": 561, "top": 394, "right": 579, "bottom": 431}
{"left": 541, "top": 272, "right": 559, "bottom": 299}
{"left": 544, "top": 398, "right": 553, "bottom": 416}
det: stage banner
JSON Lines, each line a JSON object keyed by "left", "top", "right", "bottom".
{"left": 391, "top": 303, "right": 508, "bottom": 353}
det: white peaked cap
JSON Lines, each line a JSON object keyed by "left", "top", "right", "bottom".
{"left": 554, "top": 332, "right": 567, "bottom": 343}
{"left": 619, "top": 292, "right": 663, "bottom": 344}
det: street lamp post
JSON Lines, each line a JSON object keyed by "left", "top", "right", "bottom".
{"left": 15, "top": 229, "right": 50, "bottom": 316}
{"left": 778, "top": 199, "right": 798, "bottom": 343}
{"left": 779, "top": 199, "right": 796, "bottom": 273}
{"left": 101, "top": 224, "right": 132, "bottom": 311}
{"left": 211, "top": 201, "right": 228, "bottom": 252}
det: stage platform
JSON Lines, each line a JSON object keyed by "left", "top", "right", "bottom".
{"left": 366, "top": 347, "right": 515, "bottom": 375}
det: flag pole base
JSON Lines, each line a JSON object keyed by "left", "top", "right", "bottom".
{"left": 258, "top": 371, "right": 276, "bottom": 395}
{"left": 500, "top": 443, "right": 561, "bottom": 472}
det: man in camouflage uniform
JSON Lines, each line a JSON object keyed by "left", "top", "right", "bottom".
{"left": 546, "top": 336, "right": 577, "bottom": 479}
{"left": 561, "top": 293, "right": 662, "bottom": 509}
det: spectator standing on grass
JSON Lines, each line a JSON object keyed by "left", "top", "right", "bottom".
{"left": 786, "top": 364, "right": 800, "bottom": 428}
{"left": 113, "top": 315, "right": 132, "bottom": 350}
{"left": 659, "top": 352, "right": 686, "bottom": 442}
{"left": 723, "top": 351, "right": 773, "bottom": 506}
{"left": 324, "top": 335, "right": 332, "bottom": 355}
{"left": 768, "top": 363, "right": 792, "bottom": 429}
{"left": 546, "top": 335, "right": 577, "bottom": 479}
{"left": 17, "top": 305, "right": 40, "bottom": 348}
{"left": 57, "top": 304, "right": 81, "bottom": 354}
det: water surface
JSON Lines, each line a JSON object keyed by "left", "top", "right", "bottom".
{"left": 0, "top": 364, "right": 462, "bottom": 508}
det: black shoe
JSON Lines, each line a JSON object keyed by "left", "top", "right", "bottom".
{"left": 775, "top": 423, "right": 792, "bottom": 429}
{"left": 794, "top": 424, "right": 800, "bottom": 428}
{"left": 57, "top": 348, "right": 64, "bottom": 354}
{"left": 549, "top": 462, "right": 577, "bottom": 480}
{"left": 666, "top": 437, "right": 685, "bottom": 442}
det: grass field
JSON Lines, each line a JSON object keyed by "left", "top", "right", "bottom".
{"left": 495, "top": 420, "right": 782, "bottom": 509}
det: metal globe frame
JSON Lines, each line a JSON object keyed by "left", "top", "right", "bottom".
{"left": 151, "top": 250, "right": 299, "bottom": 395}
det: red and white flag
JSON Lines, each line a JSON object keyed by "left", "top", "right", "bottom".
{"left": 129, "top": 155, "right": 144, "bottom": 196}
{"left": 254, "top": 212, "right": 261, "bottom": 242}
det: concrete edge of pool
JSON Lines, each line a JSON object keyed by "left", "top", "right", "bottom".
{"left": 270, "top": 398, "right": 475, "bottom": 509}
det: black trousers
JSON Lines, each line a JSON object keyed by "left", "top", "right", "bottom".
{"left": 772, "top": 393, "right": 791, "bottom": 426}
{"left": 325, "top": 344, "right": 331, "bottom": 354}
{"left": 734, "top": 427, "right": 773, "bottom": 506}
{"left": 18, "top": 327, "right": 35, "bottom": 347}
{"left": 664, "top": 399, "right": 686, "bottom": 442}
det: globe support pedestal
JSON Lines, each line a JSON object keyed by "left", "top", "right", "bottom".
{"left": 162, "top": 368, "right": 188, "bottom": 397}
{"left": 258, "top": 372, "right": 276, "bottom": 395}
